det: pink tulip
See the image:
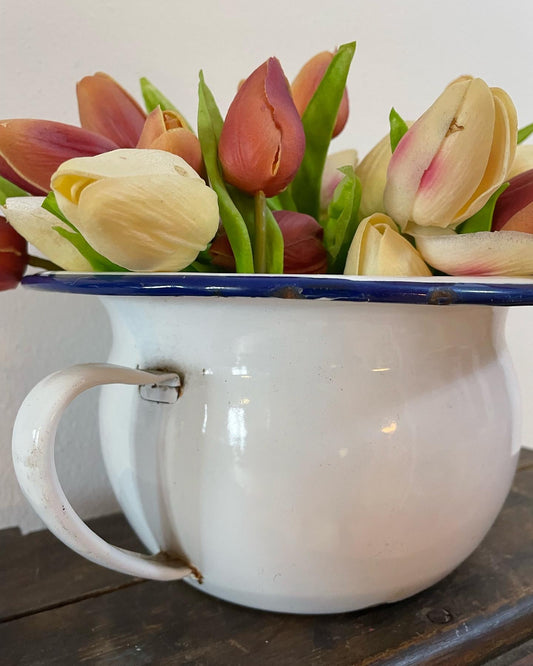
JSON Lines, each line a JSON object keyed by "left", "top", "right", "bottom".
{"left": 492, "top": 169, "right": 533, "bottom": 234}
{"left": 77, "top": 72, "right": 147, "bottom": 148}
{"left": 137, "top": 107, "right": 204, "bottom": 177}
{"left": 0, "top": 119, "right": 118, "bottom": 194}
{"left": 0, "top": 217, "right": 28, "bottom": 291}
{"left": 210, "top": 210, "right": 327, "bottom": 273}
{"left": 384, "top": 76, "right": 517, "bottom": 230}
{"left": 218, "top": 58, "right": 305, "bottom": 197}
{"left": 291, "top": 50, "right": 349, "bottom": 138}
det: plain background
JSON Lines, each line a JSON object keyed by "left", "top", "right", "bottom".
{"left": 1, "top": 0, "right": 532, "bottom": 532}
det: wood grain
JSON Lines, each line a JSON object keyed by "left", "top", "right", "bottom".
{"left": 1, "top": 451, "right": 531, "bottom": 665}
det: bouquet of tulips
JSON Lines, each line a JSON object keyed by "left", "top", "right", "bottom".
{"left": 1, "top": 40, "right": 533, "bottom": 291}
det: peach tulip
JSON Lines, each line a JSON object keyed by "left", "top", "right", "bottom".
{"left": 292, "top": 51, "right": 349, "bottom": 138}
{"left": 492, "top": 169, "right": 533, "bottom": 234}
{"left": 384, "top": 76, "right": 517, "bottom": 230}
{"left": 320, "top": 149, "right": 358, "bottom": 216}
{"left": 137, "top": 107, "right": 204, "bottom": 176}
{"left": 218, "top": 58, "right": 305, "bottom": 197}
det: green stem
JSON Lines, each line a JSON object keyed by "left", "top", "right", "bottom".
{"left": 254, "top": 191, "right": 267, "bottom": 273}
{"left": 28, "top": 255, "right": 62, "bottom": 271}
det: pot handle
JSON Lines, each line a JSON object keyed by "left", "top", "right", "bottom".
{"left": 12, "top": 363, "right": 198, "bottom": 582}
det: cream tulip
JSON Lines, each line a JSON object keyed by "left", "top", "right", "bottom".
{"left": 3, "top": 196, "right": 92, "bottom": 270}
{"left": 344, "top": 213, "right": 432, "bottom": 276}
{"left": 384, "top": 76, "right": 517, "bottom": 230}
{"left": 51, "top": 149, "right": 219, "bottom": 272}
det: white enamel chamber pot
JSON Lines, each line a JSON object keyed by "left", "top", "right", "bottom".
{"left": 12, "top": 273, "right": 533, "bottom": 614}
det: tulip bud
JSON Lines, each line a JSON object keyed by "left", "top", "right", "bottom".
{"left": 292, "top": 51, "right": 349, "bottom": 138}
{"left": 0, "top": 216, "right": 28, "bottom": 290}
{"left": 3, "top": 197, "right": 92, "bottom": 271}
{"left": 137, "top": 107, "right": 204, "bottom": 176}
{"left": 384, "top": 76, "right": 517, "bottom": 230}
{"left": 508, "top": 144, "right": 533, "bottom": 180}
{"left": 210, "top": 210, "right": 328, "bottom": 274}
{"left": 218, "top": 58, "right": 305, "bottom": 197}
{"left": 0, "top": 119, "right": 118, "bottom": 194}
{"left": 320, "top": 149, "right": 358, "bottom": 216}
{"left": 492, "top": 169, "right": 533, "bottom": 234}
{"left": 344, "top": 213, "right": 432, "bottom": 276}
{"left": 355, "top": 134, "right": 392, "bottom": 219}
{"left": 77, "top": 72, "right": 147, "bottom": 148}
{"left": 51, "top": 149, "right": 219, "bottom": 272}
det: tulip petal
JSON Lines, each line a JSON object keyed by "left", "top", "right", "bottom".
{"left": 2, "top": 197, "right": 92, "bottom": 271}
{"left": 0, "top": 215, "right": 28, "bottom": 290}
{"left": 320, "top": 149, "right": 358, "bottom": 214}
{"left": 149, "top": 129, "right": 204, "bottom": 177}
{"left": 509, "top": 144, "right": 533, "bottom": 179}
{"left": 384, "top": 78, "right": 471, "bottom": 228}
{"left": 345, "top": 213, "right": 431, "bottom": 276}
{"left": 412, "top": 225, "right": 533, "bottom": 276}
{"left": 410, "top": 78, "right": 495, "bottom": 227}
{"left": 77, "top": 72, "right": 146, "bottom": 148}
{"left": 0, "top": 119, "right": 118, "bottom": 194}
{"left": 70, "top": 174, "right": 218, "bottom": 271}
{"left": 136, "top": 106, "right": 167, "bottom": 148}
{"left": 355, "top": 134, "right": 392, "bottom": 218}
{"left": 492, "top": 169, "right": 533, "bottom": 232}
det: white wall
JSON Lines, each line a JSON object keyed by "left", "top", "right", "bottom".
{"left": 1, "top": 0, "right": 532, "bottom": 532}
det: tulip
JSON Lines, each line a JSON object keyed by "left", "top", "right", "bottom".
{"left": 218, "top": 58, "right": 305, "bottom": 198}
{"left": 0, "top": 216, "right": 28, "bottom": 290}
{"left": 492, "top": 169, "right": 533, "bottom": 234}
{"left": 51, "top": 149, "right": 219, "bottom": 272}
{"left": 77, "top": 72, "right": 147, "bottom": 148}
{"left": 384, "top": 76, "right": 517, "bottom": 230}
{"left": 320, "top": 149, "right": 358, "bottom": 216}
{"left": 411, "top": 224, "right": 533, "bottom": 276}
{"left": 3, "top": 197, "right": 92, "bottom": 271}
{"left": 0, "top": 119, "right": 118, "bottom": 194}
{"left": 508, "top": 144, "right": 533, "bottom": 179}
{"left": 291, "top": 51, "right": 349, "bottom": 138}
{"left": 344, "top": 213, "right": 432, "bottom": 276}
{"left": 211, "top": 210, "right": 328, "bottom": 273}
{"left": 137, "top": 107, "right": 204, "bottom": 176}
{"left": 355, "top": 134, "right": 391, "bottom": 219}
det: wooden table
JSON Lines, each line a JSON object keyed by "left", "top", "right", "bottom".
{"left": 1, "top": 450, "right": 532, "bottom": 665}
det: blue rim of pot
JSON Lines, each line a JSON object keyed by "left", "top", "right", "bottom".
{"left": 20, "top": 272, "right": 533, "bottom": 306}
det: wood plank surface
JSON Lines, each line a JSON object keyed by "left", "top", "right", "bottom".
{"left": 1, "top": 451, "right": 531, "bottom": 665}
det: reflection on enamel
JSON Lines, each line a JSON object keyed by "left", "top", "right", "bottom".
{"left": 240, "top": 398, "right": 250, "bottom": 405}
{"left": 202, "top": 404, "right": 208, "bottom": 434}
{"left": 228, "top": 406, "right": 247, "bottom": 452}
{"left": 232, "top": 366, "right": 251, "bottom": 378}
{"left": 381, "top": 421, "right": 397, "bottom": 434}
{"left": 339, "top": 448, "right": 348, "bottom": 458}
{"left": 372, "top": 367, "right": 391, "bottom": 372}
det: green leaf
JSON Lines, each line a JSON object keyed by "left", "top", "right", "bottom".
{"left": 290, "top": 41, "right": 356, "bottom": 220}
{"left": 323, "top": 166, "right": 362, "bottom": 273}
{"left": 198, "top": 71, "right": 254, "bottom": 273}
{"left": 518, "top": 122, "right": 533, "bottom": 144}
{"left": 139, "top": 77, "right": 193, "bottom": 132}
{"left": 0, "top": 175, "right": 29, "bottom": 206}
{"left": 456, "top": 182, "right": 509, "bottom": 234}
{"left": 42, "top": 192, "right": 127, "bottom": 271}
{"left": 389, "top": 108, "right": 409, "bottom": 153}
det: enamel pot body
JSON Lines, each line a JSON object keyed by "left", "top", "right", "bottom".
{"left": 96, "top": 294, "right": 518, "bottom": 613}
